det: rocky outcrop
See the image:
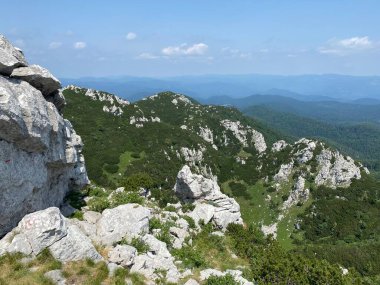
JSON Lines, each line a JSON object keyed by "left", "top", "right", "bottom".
{"left": 108, "top": 244, "right": 137, "bottom": 267}
{"left": 272, "top": 140, "right": 288, "bottom": 152}
{"left": 0, "top": 35, "right": 28, "bottom": 75}
{"left": 200, "top": 269, "right": 254, "bottom": 285}
{"left": 282, "top": 176, "right": 310, "bottom": 210}
{"left": 0, "top": 35, "right": 88, "bottom": 237}
{"left": 315, "top": 149, "right": 361, "bottom": 188}
{"left": 95, "top": 204, "right": 151, "bottom": 245}
{"left": 221, "top": 119, "right": 267, "bottom": 152}
{"left": 0, "top": 207, "right": 102, "bottom": 262}
{"left": 11, "top": 65, "right": 61, "bottom": 96}
{"left": 175, "top": 165, "right": 243, "bottom": 229}
{"left": 64, "top": 85, "right": 129, "bottom": 116}
{"left": 130, "top": 234, "right": 181, "bottom": 284}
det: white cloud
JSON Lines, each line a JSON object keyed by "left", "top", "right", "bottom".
{"left": 162, "top": 43, "right": 208, "bottom": 56}
{"left": 338, "top": 36, "right": 372, "bottom": 49}
{"left": 74, "top": 41, "right": 86, "bottom": 49}
{"left": 137, "top": 52, "right": 159, "bottom": 60}
{"left": 318, "top": 36, "right": 374, "bottom": 56}
{"left": 49, "top": 42, "right": 62, "bottom": 49}
{"left": 126, "top": 32, "right": 137, "bottom": 40}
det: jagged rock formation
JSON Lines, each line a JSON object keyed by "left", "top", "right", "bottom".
{"left": 221, "top": 119, "right": 267, "bottom": 152}
{"left": 0, "top": 35, "right": 28, "bottom": 75}
{"left": 315, "top": 149, "right": 361, "bottom": 187}
{"left": 175, "top": 165, "right": 243, "bottom": 229}
{"left": 0, "top": 35, "right": 88, "bottom": 237}
{"left": 64, "top": 85, "right": 129, "bottom": 116}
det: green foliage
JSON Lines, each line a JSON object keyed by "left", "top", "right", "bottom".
{"left": 182, "top": 203, "right": 195, "bottom": 213}
{"left": 205, "top": 274, "right": 236, "bottom": 285}
{"left": 87, "top": 197, "right": 110, "bottom": 212}
{"left": 128, "top": 237, "right": 150, "bottom": 254}
{"left": 121, "top": 172, "right": 154, "bottom": 192}
{"left": 226, "top": 224, "right": 354, "bottom": 285}
{"left": 172, "top": 245, "right": 206, "bottom": 269}
{"left": 110, "top": 191, "right": 144, "bottom": 207}
{"left": 150, "top": 188, "right": 179, "bottom": 208}
{"left": 245, "top": 105, "right": 380, "bottom": 172}
{"left": 229, "top": 181, "right": 251, "bottom": 199}
{"left": 301, "top": 174, "right": 380, "bottom": 243}
{"left": 183, "top": 215, "right": 196, "bottom": 229}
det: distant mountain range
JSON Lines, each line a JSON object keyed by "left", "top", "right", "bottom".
{"left": 202, "top": 94, "right": 380, "bottom": 125}
{"left": 61, "top": 74, "right": 380, "bottom": 102}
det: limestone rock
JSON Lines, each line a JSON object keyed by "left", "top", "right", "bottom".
{"left": 220, "top": 119, "right": 267, "bottom": 152}
{"left": 272, "top": 140, "right": 288, "bottom": 152}
{"left": 200, "top": 269, "right": 253, "bottom": 285}
{"left": 11, "top": 207, "right": 67, "bottom": 255}
{"left": 175, "top": 165, "right": 242, "bottom": 230}
{"left": 108, "top": 244, "right": 137, "bottom": 267}
{"left": 169, "top": 226, "right": 190, "bottom": 249}
{"left": 274, "top": 162, "right": 294, "bottom": 182}
{"left": 188, "top": 203, "right": 215, "bottom": 225}
{"left": 0, "top": 35, "right": 88, "bottom": 237}
{"left": 315, "top": 149, "right": 361, "bottom": 188}
{"left": 49, "top": 222, "right": 102, "bottom": 262}
{"left": 0, "top": 35, "right": 28, "bottom": 75}
{"left": 130, "top": 234, "right": 180, "bottom": 283}
{"left": 11, "top": 65, "right": 61, "bottom": 96}
{"left": 282, "top": 177, "right": 310, "bottom": 210}
{"left": 44, "top": 269, "right": 66, "bottom": 285}
{"left": 0, "top": 207, "right": 102, "bottom": 262}
{"left": 184, "top": 279, "right": 200, "bottom": 285}
{"left": 96, "top": 204, "right": 151, "bottom": 245}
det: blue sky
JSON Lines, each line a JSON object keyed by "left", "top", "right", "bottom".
{"left": 1, "top": 0, "right": 379, "bottom": 77}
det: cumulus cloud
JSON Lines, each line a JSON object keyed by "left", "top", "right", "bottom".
{"left": 49, "top": 42, "right": 62, "bottom": 49}
{"left": 162, "top": 43, "right": 208, "bottom": 56}
{"left": 74, "top": 41, "right": 86, "bottom": 49}
{"left": 318, "top": 36, "right": 374, "bottom": 55}
{"left": 126, "top": 32, "right": 137, "bottom": 40}
{"left": 338, "top": 36, "right": 372, "bottom": 49}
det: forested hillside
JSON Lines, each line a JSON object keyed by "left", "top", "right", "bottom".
{"left": 62, "top": 86, "right": 380, "bottom": 284}
{"left": 244, "top": 105, "right": 380, "bottom": 173}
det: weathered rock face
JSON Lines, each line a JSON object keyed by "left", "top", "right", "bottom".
{"left": 0, "top": 35, "right": 88, "bottom": 237}
{"left": 315, "top": 149, "right": 361, "bottom": 188}
{"left": 11, "top": 65, "right": 61, "bottom": 96}
{"left": 0, "top": 207, "right": 102, "bottom": 262}
{"left": 130, "top": 234, "right": 181, "bottom": 284}
{"left": 0, "top": 35, "right": 28, "bottom": 75}
{"left": 95, "top": 204, "right": 151, "bottom": 245}
{"left": 175, "top": 165, "right": 243, "bottom": 230}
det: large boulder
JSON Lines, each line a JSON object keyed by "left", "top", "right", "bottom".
{"left": 49, "top": 221, "right": 102, "bottom": 262}
{"left": 11, "top": 65, "right": 62, "bottom": 96}
{"left": 0, "top": 35, "right": 88, "bottom": 237}
{"left": 96, "top": 204, "right": 151, "bottom": 245}
{"left": 0, "top": 208, "right": 67, "bottom": 255}
{"left": 0, "top": 207, "right": 102, "bottom": 262}
{"left": 175, "top": 165, "right": 243, "bottom": 230}
{"left": 0, "top": 35, "right": 28, "bottom": 75}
